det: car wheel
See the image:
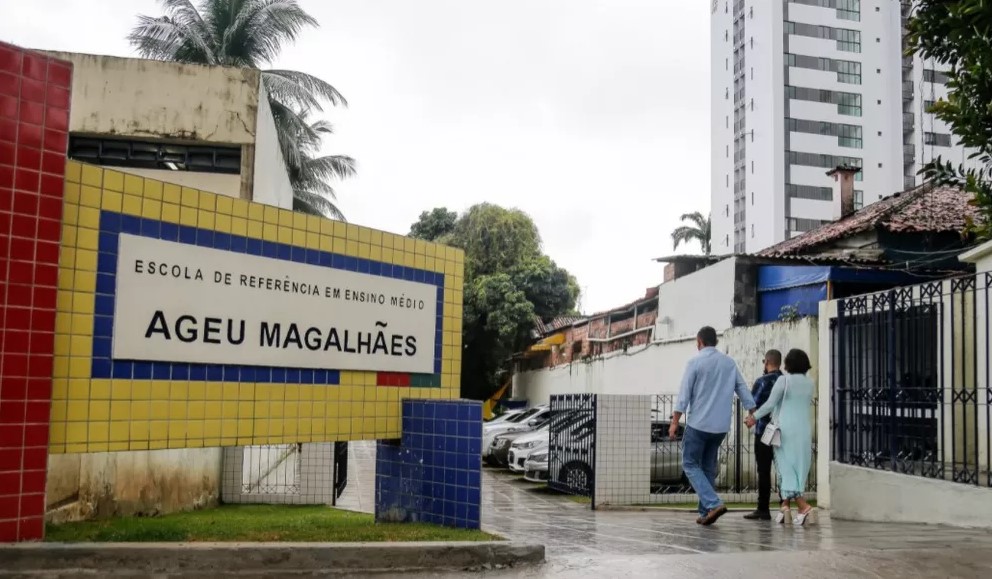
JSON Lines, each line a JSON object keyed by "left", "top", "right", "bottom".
{"left": 559, "top": 461, "right": 594, "bottom": 494}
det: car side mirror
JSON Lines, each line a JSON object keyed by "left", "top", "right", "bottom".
{"left": 527, "top": 419, "right": 539, "bottom": 427}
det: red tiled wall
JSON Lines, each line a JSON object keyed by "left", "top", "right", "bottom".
{"left": 0, "top": 42, "right": 71, "bottom": 542}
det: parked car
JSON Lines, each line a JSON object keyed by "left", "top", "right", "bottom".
{"left": 523, "top": 449, "right": 549, "bottom": 483}
{"left": 508, "top": 425, "right": 550, "bottom": 473}
{"left": 485, "top": 408, "right": 524, "bottom": 424}
{"left": 488, "top": 427, "right": 540, "bottom": 467}
{"left": 547, "top": 417, "right": 727, "bottom": 494}
{"left": 482, "top": 405, "right": 549, "bottom": 460}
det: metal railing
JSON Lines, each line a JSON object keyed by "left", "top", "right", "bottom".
{"left": 647, "top": 395, "right": 817, "bottom": 501}
{"left": 832, "top": 278, "right": 992, "bottom": 488}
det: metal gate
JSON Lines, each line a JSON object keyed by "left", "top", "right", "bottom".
{"left": 331, "top": 441, "right": 349, "bottom": 505}
{"left": 548, "top": 394, "right": 597, "bottom": 498}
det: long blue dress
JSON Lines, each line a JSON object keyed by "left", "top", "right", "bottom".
{"left": 752, "top": 373, "right": 814, "bottom": 499}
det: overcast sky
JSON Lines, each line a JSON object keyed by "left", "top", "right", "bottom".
{"left": 0, "top": 0, "right": 711, "bottom": 313}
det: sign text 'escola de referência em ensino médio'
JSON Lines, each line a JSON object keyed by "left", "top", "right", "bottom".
{"left": 112, "top": 233, "right": 438, "bottom": 374}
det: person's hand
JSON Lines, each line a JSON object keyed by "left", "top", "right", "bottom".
{"left": 668, "top": 421, "right": 679, "bottom": 441}
{"left": 745, "top": 416, "right": 756, "bottom": 429}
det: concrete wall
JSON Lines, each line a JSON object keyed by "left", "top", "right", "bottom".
{"left": 830, "top": 463, "right": 992, "bottom": 529}
{"left": 46, "top": 449, "right": 221, "bottom": 522}
{"left": 48, "top": 52, "right": 259, "bottom": 145}
{"left": 251, "top": 83, "right": 294, "bottom": 210}
{"left": 654, "top": 258, "right": 738, "bottom": 342}
{"left": 48, "top": 51, "right": 293, "bottom": 208}
{"left": 514, "top": 318, "right": 819, "bottom": 405}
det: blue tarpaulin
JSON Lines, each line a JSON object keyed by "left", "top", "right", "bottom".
{"left": 757, "top": 265, "right": 921, "bottom": 322}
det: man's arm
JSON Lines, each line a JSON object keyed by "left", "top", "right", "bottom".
{"left": 671, "top": 361, "right": 696, "bottom": 439}
{"left": 736, "top": 369, "right": 757, "bottom": 412}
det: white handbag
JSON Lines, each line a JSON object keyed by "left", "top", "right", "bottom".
{"left": 760, "top": 376, "right": 790, "bottom": 447}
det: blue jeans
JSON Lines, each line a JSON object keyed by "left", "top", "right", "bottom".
{"left": 682, "top": 426, "right": 725, "bottom": 515}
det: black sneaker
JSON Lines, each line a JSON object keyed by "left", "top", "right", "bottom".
{"left": 743, "top": 510, "right": 772, "bottom": 521}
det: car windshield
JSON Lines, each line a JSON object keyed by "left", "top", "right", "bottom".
{"left": 508, "top": 408, "right": 541, "bottom": 423}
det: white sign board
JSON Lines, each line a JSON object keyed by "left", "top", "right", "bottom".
{"left": 112, "top": 234, "right": 439, "bottom": 374}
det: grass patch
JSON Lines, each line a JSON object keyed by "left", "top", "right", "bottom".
{"left": 523, "top": 484, "right": 592, "bottom": 504}
{"left": 46, "top": 505, "right": 498, "bottom": 543}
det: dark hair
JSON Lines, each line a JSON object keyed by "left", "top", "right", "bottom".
{"left": 765, "top": 349, "right": 782, "bottom": 367}
{"left": 784, "top": 348, "right": 812, "bottom": 374}
{"left": 697, "top": 326, "right": 718, "bottom": 347}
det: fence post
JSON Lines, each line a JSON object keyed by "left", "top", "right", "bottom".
{"left": 835, "top": 299, "right": 847, "bottom": 462}
{"left": 734, "top": 399, "right": 742, "bottom": 493}
{"left": 887, "top": 289, "right": 898, "bottom": 472}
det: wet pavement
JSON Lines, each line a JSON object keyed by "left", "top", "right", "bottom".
{"left": 339, "top": 442, "right": 992, "bottom": 578}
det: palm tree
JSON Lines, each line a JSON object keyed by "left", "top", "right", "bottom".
{"left": 128, "top": 0, "right": 351, "bottom": 218}
{"left": 671, "top": 212, "right": 711, "bottom": 255}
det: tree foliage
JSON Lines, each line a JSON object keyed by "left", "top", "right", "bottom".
{"left": 408, "top": 208, "right": 458, "bottom": 241}
{"left": 671, "top": 212, "right": 711, "bottom": 255}
{"left": 128, "top": 0, "right": 352, "bottom": 219}
{"left": 906, "top": 1, "right": 992, "bottom": 238}
{"left": 410, "top": 205, "right": 579, "bottom": 400}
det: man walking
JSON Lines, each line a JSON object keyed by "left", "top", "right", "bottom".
{"left": 743, "top": 350, "right": 783, "bottom": 521}
{"left": 670, "top": 326, "right": 756, "bottom": 526}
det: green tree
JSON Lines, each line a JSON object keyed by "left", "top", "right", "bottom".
{"left": 410, "top": 205, "right": 579, "bottom": 400}
{"left": 907, "top": 1, "right": 992, "bottom": 238}
{"left": 128, "top": 0, "right": 354, "bottom": 218}
{"left": 670, "top": 212, "right": 711, "bottom": 255}
{"left": 408, "top": 208, "right": 458, "bottom": 241}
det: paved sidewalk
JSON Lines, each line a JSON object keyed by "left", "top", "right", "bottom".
{"left": 339, "top": 441, "right": 992, "bottom": 578}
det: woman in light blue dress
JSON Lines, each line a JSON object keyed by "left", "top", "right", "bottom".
{"left": 746, "top": 348, "right": 815, "bottom": 525}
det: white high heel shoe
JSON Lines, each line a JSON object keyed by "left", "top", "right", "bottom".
{"left": 776, "top": 506, "right": 792, "bottom": 525}
{"left": 794, "top": 508, "right": 814, "bottom": 526}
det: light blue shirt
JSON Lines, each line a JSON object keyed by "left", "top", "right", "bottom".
{"left": 675, "top": 347, "right": 756, "bottom": 434}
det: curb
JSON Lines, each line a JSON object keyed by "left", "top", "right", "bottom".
{"left": 0, "top": 541, "right": 545, "bottom": 575}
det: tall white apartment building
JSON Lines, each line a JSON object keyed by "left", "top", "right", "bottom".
{"left": 710, "top": 0, "right": 978, "bottom": 254}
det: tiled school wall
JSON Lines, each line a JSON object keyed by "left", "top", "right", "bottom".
{"left": 375, "top": 399, "right": 483, "bottom": 529}
{"left": 49, "top": 160, "right": 464, "bottom": 454}
{"left": 0, "top": 43, "right": 72, "bottom": 542}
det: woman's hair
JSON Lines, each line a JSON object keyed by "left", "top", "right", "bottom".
{"left": 784, "top": 348, "right": 812, "bottom": 375}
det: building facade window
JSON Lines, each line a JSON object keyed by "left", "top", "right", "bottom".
{"left": 788, "top": 217, "right": 830, "bottom": 233}
{"left": 786, "top": 117, "right": 863, "bottom": 148}
{"left": 784, "top": 53, "right": 861, "bottom": 84}
{"left": 788, "top": 0, "right": 860, "bottom": 21}
{"left": 787, "top": 150, "right": 863, "bottom": 172}
{"left": 924, "top": 99, "right": 937, "bottom": 111}
{"left": 785, "top": 85, "right": 862, "bottom": 116}
{"left": 853, "top": 189, "right": 864, "bottom": 210}
{"left": 787, "top": 183, "right": 833, "bottom": 201}
{"left": 923, "top": 68, "right": 949, "bottom": 84}
{"left": 924, "top": 132, "right": 953, "bottom": 147}
{"left": 784, "top": 21, "right": 861, "bottom": 53}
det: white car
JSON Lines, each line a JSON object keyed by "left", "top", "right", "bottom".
{"left": 482, "top": 405, "right": 549, "bottom": 459}
{"left": 508, "top": 425, "right": 549, "bottom": 473}
{"left": 523, "top": 449, "right": 549, "bottom": 483}
{"left": 485, "top": 408, "right": 524, "bottom": 425}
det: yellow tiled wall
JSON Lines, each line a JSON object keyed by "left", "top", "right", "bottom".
{"left": 49, "top": 161, "right": 463, "bottom": 453}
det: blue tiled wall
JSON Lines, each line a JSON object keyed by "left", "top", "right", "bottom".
{"left": 375, "top": 399, "right": 482, "bottom": 529}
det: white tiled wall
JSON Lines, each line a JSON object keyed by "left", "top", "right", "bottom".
{"left": 593, "top": 395, "right": 651, "bottom": 507}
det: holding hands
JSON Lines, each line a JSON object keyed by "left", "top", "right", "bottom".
{"left": 744, "top": 413, "right": 757, "bottom": 429}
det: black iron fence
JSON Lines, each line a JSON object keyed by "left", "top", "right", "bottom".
{"left": 548, "top": 394, "right": 597, "bottom": 498}
{"left": 544, "top": 393, "right": 817, "bottom": 506}
{"left": 832, "top": 278, "right": 992, "bottom": 488}
{"left": 646, "top": 395, "right": 817, "bottom": 501}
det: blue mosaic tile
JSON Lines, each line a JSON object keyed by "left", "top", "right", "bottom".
{"left": 375, "top": 399, "right": 482, "bottom": 531}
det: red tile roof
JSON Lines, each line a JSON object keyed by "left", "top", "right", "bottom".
{"left": 758, "top": 183, "right": 978, "bottom": 257}
{"left": 534, "top": 315, "right": 586, "bottom": 336}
